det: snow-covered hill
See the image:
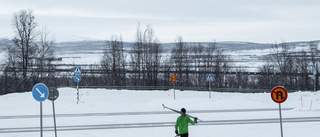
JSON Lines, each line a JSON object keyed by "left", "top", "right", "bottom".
{"left": 0, "top": 38, "right": 319, "bottom": 71}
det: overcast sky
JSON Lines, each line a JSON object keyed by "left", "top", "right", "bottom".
{"left": 0, "top": 0, "right": 319, "bottom": 43}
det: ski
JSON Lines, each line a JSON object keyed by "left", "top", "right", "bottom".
{"left": 162, "top": 104, "right": 202, "bottom": 121}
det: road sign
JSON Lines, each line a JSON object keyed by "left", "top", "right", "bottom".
{"left": 271, "top": 86, "right": 287, "bottom": 137}
{"left": 206, "top": 74, "right": 214, "bottom": 82}
{"left": 74, "top": 67, "right": 81, "bottom": 75}
{"left": 313, "top": 67, "right": 317, "bottom": 75}
{"left": 171, "top": 75, "right": 177, "bottom": 82}
{"left": 32, "top": 83, "right": 49, "bottom": 102}
{"left": 48, "top": 87, "right": 59, "bottom": 101}
{"left": 48, "top": 87, "right": 59, "bottom": 137}
{"left": 271, "top": 86, "right": 288, "bottom": 103}
{"left": 74, "top": 75, "right": 81, "bottom": 83}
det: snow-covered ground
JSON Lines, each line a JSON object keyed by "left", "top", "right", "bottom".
{"left": 1, "top": 88, "right": 320, "bottom": 137}
{"left": 56, "top": 52, "right": 103, "bottom": 65}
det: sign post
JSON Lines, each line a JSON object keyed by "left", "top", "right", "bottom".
{"left": 171, "top": 75, "right": 177, "bottom": 100}
{"left": 206, "top": 74, "right": 214, "bottom": 98}
{"left": 313, "top": 66, "right": 317, "bottom": 92}
{"left": 74, "top": 75, "right": 81, "bottom": 104}
{"left": 271, "top": 86, "right": 288, "bottom": 137}
{"left": 48, "top": 87, "right": 59, "bottom": 137}
{"left": 74, "top": 67, "right": 82, "bottom": 104}
{"left": 32, "top": 83, "right": 49, "bottom": 137}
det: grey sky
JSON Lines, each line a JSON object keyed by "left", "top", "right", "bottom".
{"left": 0, "top": 0, "right": 319, "bottom": 43}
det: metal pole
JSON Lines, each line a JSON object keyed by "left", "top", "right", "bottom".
{"left": 212, "top": 82, "right": 214, "bottom": 99}
{"left": 314, "top": 78, "right": 316, "bottom": 92}
{"left": 40, "top": 102, "right": 43, "bottom": 137}
{"left": 314, "top": 65, "right": 317, "bottom": 92}
{"left": 173, "top": 82, "right": 176, "bottom": 100}
{"left": 279, "top": 103, "right": 284, "bottom": 137}
{"left": 209, "top": 81, "right": 211, "bottom": 98}
{"left": 77, "top": 82, "right": 79, "bottom": 104}
{"left": 52, "top": 100, "right": 57, "bottom": 137}
{"left": 316, "top": 64, "right": 318, "bottom": 92}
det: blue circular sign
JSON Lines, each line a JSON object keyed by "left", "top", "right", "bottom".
{"left": 32, "top": 83, "right": 49, "bottom": 102}
{"left": 74, "top": 75, "right": 81, "bottom": 83}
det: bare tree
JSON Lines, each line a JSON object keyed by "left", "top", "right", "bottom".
{"left": 4, "top": 46, "right": 20, "bottom": 93}
{"left": 257, "top": 59, "right": 277, "bottom": 89}
{"left": 31, "top": 28, "right": 56, "bottom": 85}
{"left": 170, "top": 36, "right": 189, "bottom": 87}
{"left": 309, "top": 42, "right": 320, "bottom": 67}
{"left": 144, "top": 25, "right": 162, "bottom": 86}
{"left": 308, "top": 42, "right": 320, "bottom": 90}
{"left": 213, "top": 49, "right": 230, "bottom": 88}
{"left": 258, "top": 41, "right": 320, "bottom": 90}
{"left": 204, "top": 42, "right": 216, "bottom": 72}
{"left": 191, "top": 42, "right": 204, "bottom": 87}
{"left": 101, "top": 35, "right": 125, "bottom": 86}
{"left": 130, "top": 23, "right": 143, "bottom": 86}
{"left": 235, "top": 66, "right": 249, "bottom": 89}
{"left": 293, "top": 51, "right": 310, "bottom": 90}
{"left": 129, "top": 24, "right": 162, "bottom": 86}
{"left": 269, "top": 42, "right": 291, "bottom": 87}
{"left": 10, "top": 9, "right": 38, "bottom": 91}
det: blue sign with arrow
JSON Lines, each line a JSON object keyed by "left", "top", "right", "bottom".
{"left": 32, "top": 83, "right": 49, "bottom": 102}
{"left": 74, "top": 75, "right": 81, "bottom": 83}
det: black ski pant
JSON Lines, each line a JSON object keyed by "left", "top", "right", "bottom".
{"left": 180, "top": 133, "right": 188, "bottom": 137}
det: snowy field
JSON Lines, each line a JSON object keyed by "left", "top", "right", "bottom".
{"left": 1, "top": 88, "right": 320, "bottom": 137}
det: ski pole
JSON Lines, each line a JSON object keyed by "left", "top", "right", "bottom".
{"left": 162, "top": 104, "right": 202, "bottom": 121}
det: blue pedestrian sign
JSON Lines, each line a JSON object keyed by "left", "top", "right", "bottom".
{"left": 74, "top": 67, "right": 81, "bottom": 75}
{"left": 32, "top": 83, "right": 49, "bottom": 102}
{"left": 206, "top": 74, "right": 214, "bottom": 82}
{"left": 74, "top": 75, "right": 81, "bottom": 83}
{"left": 313, "top": 67, "right": 317, "bottom": 75}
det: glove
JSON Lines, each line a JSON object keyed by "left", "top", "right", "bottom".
{"left": 194, "top": 117, "right": 198, "bottom": 123}
{"left": 175, "top": 130, "right": 179, "bottom": 135}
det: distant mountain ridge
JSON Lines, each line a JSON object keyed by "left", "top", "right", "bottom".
{"left": 0, "top": 38, "right": 319, "bottom": 53}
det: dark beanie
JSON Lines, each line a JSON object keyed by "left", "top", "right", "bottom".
{"left": 181, "top": 108, "right": 186, "bottom": 113}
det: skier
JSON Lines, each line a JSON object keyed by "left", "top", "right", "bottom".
{"left": 175, "top": 108, "right": 198, "bottom": 137}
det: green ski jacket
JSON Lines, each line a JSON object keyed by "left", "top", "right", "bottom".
{"left": 175, "top": 115, "right": 196, "bottom": 134}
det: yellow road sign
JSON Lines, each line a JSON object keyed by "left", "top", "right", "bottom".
{"left": 171, "top": 75, "right": 177, "bottom": 82}
{"left": 271, "top": 86, "right": 288, "bottom": 103}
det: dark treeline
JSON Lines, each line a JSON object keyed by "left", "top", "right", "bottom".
{"left": 257, "top": 42, "right": 320, "bottom": 90}
{"left": 0, "top": 9, "right": 319, "bottom": 95}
